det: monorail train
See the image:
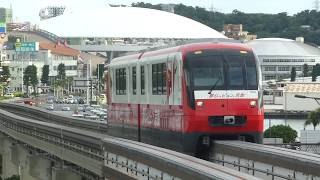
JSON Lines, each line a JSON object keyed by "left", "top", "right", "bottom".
{"left": 105, "top": 42, "right": 264, "bottom": 156}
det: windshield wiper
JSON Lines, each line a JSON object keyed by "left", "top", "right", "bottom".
{"left": 208, "top": 74, "right": 222, "bottom": 94}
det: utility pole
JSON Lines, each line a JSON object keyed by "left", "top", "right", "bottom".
{"left": 86, "top": 60, "right": 89, "bottom": 104}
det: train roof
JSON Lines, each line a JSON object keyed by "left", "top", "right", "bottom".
{"left": 110, "top": 42, "right": 253, "bottom": 64}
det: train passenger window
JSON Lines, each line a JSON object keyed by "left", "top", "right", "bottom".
{"left": 141, "top": 66, "right": 145, "bottom": 95}
{"left": 152, "top": 63, "right": 167, "bottom": 95}
{"left": 227, "top": 60, "right": 244, "bottom": 87}
{"left": 186, "top": 55, "right": 224, "bottom": 90}
{"left": 115, "top": 68, "right": 126, "bottom": 95}
{"left": 132, "top": 67, "right": 136, "bottom": 95}
{"left": 245, "top": 58, "right": 258, "bottom": 89}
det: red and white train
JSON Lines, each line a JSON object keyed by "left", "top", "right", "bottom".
{"left": 105, "top": 42, "right": 264, "bottom": 156}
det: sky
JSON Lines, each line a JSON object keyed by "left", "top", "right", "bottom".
{"left": 0, "top": 0, "right": 318, "bottom": 23}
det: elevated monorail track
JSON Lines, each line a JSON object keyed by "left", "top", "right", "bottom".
{"left": 211, "top": 141, "right": 320, "bottom": 179}
{"left": 0, "top": 102, "right": 257, "bottom": 180}
{"left": 1, "top": 102, "right": 320, "bottom": 179}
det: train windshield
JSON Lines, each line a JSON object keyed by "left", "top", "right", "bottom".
{"left": 185, "top": 53, "right": 258, "bottom": 90}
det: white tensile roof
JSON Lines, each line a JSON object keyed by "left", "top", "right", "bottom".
{"left": 38, "top": 7, "right": 226, "bottom": 39}
{"left": 246, "top": 38, "right": 320, "bottom": 56}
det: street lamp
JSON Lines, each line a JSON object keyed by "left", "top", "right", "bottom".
{"left": 294, "top": 94, "right": 320, "bottom": 105}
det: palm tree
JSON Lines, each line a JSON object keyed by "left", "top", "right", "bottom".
{"left": 305, "top": 108, "right": 320, "bottom": 130}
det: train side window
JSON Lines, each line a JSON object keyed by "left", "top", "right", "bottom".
{"left": 141, "top": 66, "right": 145, "bottom": 95}
{"left": 152, "top": 63, "right": 166, "bottom": 95}
{"left": 116, "top": 68, "right": 126, "bottom": 95}
{"left": 132, "top": 66, "right": 136, "bottom": 95}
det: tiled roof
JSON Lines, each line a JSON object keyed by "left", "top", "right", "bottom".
{"left": 39, "top": 42, "right": 79, "bottom": 57}
{"left": 285, "top": 83, "right": 320, "bottom": 93}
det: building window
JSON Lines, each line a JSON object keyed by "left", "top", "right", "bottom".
{"left": 132, "top": 67, "right": 136, "bottom": 95}
{"left": 295, "top": 66, "right": 302, "bottom": 71}
{"left": 152, "top": 63, "right": 166, "bottom": 95}
{"left": 264, "top": 75, "right": 276, "bottom": 80}
{"left": 278, "top": 66, "right": 290, "bottom": 71}
{"left": 141, "top": 65, "right": 145, "bottom": 95}
{"left": 116, "top": 68, "right": 126, "bottom": 95}
{"left": 264, "top": 66, "right": 276, "bottom": 71}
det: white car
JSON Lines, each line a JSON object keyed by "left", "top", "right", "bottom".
{"left": 62, "top": 106, "right": 71, "bottom": 111}
{"left": 46, "top": 104, "right": 54, "bottom": 110}
{"left": 4, "top": 93, "right": 14, "bottom": 98}
{"left": 67, "top": 98, "right": 74, "bottom": 104}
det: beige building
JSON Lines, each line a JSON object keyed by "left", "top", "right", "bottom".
{"left": 223, "top": 24, "right": 257, "bottom": 41}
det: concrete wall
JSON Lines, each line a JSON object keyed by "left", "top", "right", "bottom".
{"left": 284, "top": 92, "right": 320, "bottom": 111}
{"left": 300, "top": 130, "right": 320, "bottom": 143}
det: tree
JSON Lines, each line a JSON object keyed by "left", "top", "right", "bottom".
{"left": 0, "top": 66, "right": 10, "bottom": 82}
{"left": 57, "top": 63, "right": 66, "bottom": 80}
{"left": 303, "top": 64, "right": 309, "bottom": 77}
{"left": 305, "top": 108, "right": 320, "bottom": 130}
{"left": 96, "top": 64, "right": 104, "bottom": 81}
{"left": 23, "top": 65, "right": 38, "bottom": 95}
{"left": 264, "top": 125, "right": 297, "bottom": 143}
{"left": 316, "top": 63, "right": 320, "bottom": 77}
{"left": 23, "top": 66, "right": 32, "bottom": 95}
{"left": 290, "top": 67, "right": 296, "bottom": 82}
{"left": 41, "top": 65, "right": 49, "bottom": 85}
{"left": 30, "top": 65, "right": 38, "bottom": 95}
{"left": 312, "top": 65, "right": 317, "bottom": 82}
{"left": 96, "top": 64, "right": 105, "bottom": 94}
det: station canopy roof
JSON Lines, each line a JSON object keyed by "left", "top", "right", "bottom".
{"left": 38, "top": 7, "right": 227, "bottom": 39}
{"left": 246, "top": 38, "right": 320, "bottom": 57}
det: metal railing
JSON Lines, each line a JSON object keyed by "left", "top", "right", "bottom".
{"left": 265, "top": 143, "right": 320, "bottom": 154}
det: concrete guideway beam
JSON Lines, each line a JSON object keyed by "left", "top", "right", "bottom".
{"left": 212, "top": 140, "right": 320, "bottom": 179}
{"left": 0, "top": 106, "right": 260, "bottom": 179}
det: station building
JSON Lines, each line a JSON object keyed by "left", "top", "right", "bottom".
{"left": 246, "top": 38, "right": 320, "bottom": 81}
{"left": 2, "top": 42, "right": 78, "bottom": 92}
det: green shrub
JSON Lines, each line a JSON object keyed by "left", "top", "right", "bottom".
{"left": 264, "top": 125, "right": 297, "bottom": 143}
{"left": 0, "top": 96, "right": 10, "bottom": 100}
{"left": 13, "top": 91, "right": 23, "bottom": 97}
{"left": 4, "top": 175, "right": 20, "bottom": 180}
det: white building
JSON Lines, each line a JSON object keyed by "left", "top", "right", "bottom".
{"left": 3, "top": 42, "right": 78, "bottom": 91}
{"left": 284, "top": 83, "right": 320, "bottom": 111}
{"left": 246, "top": 38, "right": 320, "bottom": 81}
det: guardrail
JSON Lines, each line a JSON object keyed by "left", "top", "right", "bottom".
{"left": 32, "top": 29, "right": 60, "bottom": 43}
{"left": 0, "top": 106, "right": 257, "bottom": 179}
{"left": 265, "top": 143, "right": 320, "bottom": 154}
{"left": 212, "top": 141, "right": 320, "bottom": 179}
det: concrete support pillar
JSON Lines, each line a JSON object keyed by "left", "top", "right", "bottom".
{"left": 0, "top": 136, "right": 18, "bottom": 179}
{"left": 11, "top": 144, "right": 37, "bottom": 180}
{"left": 29, "top": 155, "right": 52, "bottom": 180}
{"left": 106, "top": 51, "right": 114, "bottom": 64}
{"left": 52, "top": 167, "right": 83, "bottom": 180}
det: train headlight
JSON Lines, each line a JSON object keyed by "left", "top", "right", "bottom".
{"left": 249, "top": 100, "right": 257, "bottom": 108}
{"left": 197, "top": 101, "right": 204, "bottom": 107}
